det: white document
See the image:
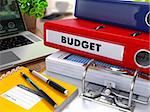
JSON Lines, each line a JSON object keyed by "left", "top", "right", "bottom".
{"left": 1, "top": 85, "right": 42, "bottom": 110}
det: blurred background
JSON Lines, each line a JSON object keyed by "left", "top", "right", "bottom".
{"left": 37, "top": 0, "right": 76, "bottom": 32}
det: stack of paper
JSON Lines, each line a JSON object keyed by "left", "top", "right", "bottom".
{"left": 46, "top": 51, "right": 150, "bottom": 97}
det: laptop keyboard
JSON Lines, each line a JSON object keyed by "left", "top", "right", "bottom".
{"left": 0, "top": 35, "right": 33, "bottom": 51}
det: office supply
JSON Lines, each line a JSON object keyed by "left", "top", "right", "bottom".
{"left": 44, "top": 19, "right": 150, "bottom": 75}
{"left": 0, "top": 0, "right": 58, "bottom": 71}
{"left": 0, "top": 66, "right": 78, "bottom": 112}
{"left": 80, "top": 60, "right": 149, "bottom": 112}
{"left": 75, "top": 0, "right": 150, "bottom": 32}
{"left": 46, "top": 51, "right": 150, "bottom": 97}
{"left": 21, "top": 73, "right": 57, "bottom": 108}
{"left": 30, "top": 69, "right": 68, "bottom": 95}
{"left": 1, "top": 84, "right": 42, "bottom": 110}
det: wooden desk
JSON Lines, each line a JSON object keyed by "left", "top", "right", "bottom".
{"left": 30, "top": 28, "right": 43, "bottom": 38}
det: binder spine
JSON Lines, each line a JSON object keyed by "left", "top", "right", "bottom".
{"left": 75, "top": 0, "right": 150, "bottom": 32}
{"left": 0, "top": 66, "right": 21, "bottom": 80}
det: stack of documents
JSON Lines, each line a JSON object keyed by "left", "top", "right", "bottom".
{"left": 46, "top": 51, "right": 150, "bottom": 97}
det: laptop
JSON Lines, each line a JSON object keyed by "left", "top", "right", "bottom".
{"left": 0, "top": 0, "right": 58, "bottom": 71}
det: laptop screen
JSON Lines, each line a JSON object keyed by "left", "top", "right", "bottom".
{"left": 0, "top": 0, "right": 26, "bottom": 37}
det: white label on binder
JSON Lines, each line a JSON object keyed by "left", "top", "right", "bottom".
{"left": 1, "top": 86, "right": 42, "bottom": 110}
{"left": 46, "top": 30, "right": 125, "bottom": 61}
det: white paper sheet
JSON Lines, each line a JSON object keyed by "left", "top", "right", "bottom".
{"left": 1, "top": 85, "right": 42, "bottom": 110}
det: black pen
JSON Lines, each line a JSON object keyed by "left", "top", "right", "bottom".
{"left": 21, "top": 72, "right": 57, "bottom": 108}
{"left": 29, "top": 69, "right": 69, "bottom": 95}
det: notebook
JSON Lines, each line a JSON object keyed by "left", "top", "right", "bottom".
{"left": 0, "top": 66, "right": 78, "bottom": 112}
